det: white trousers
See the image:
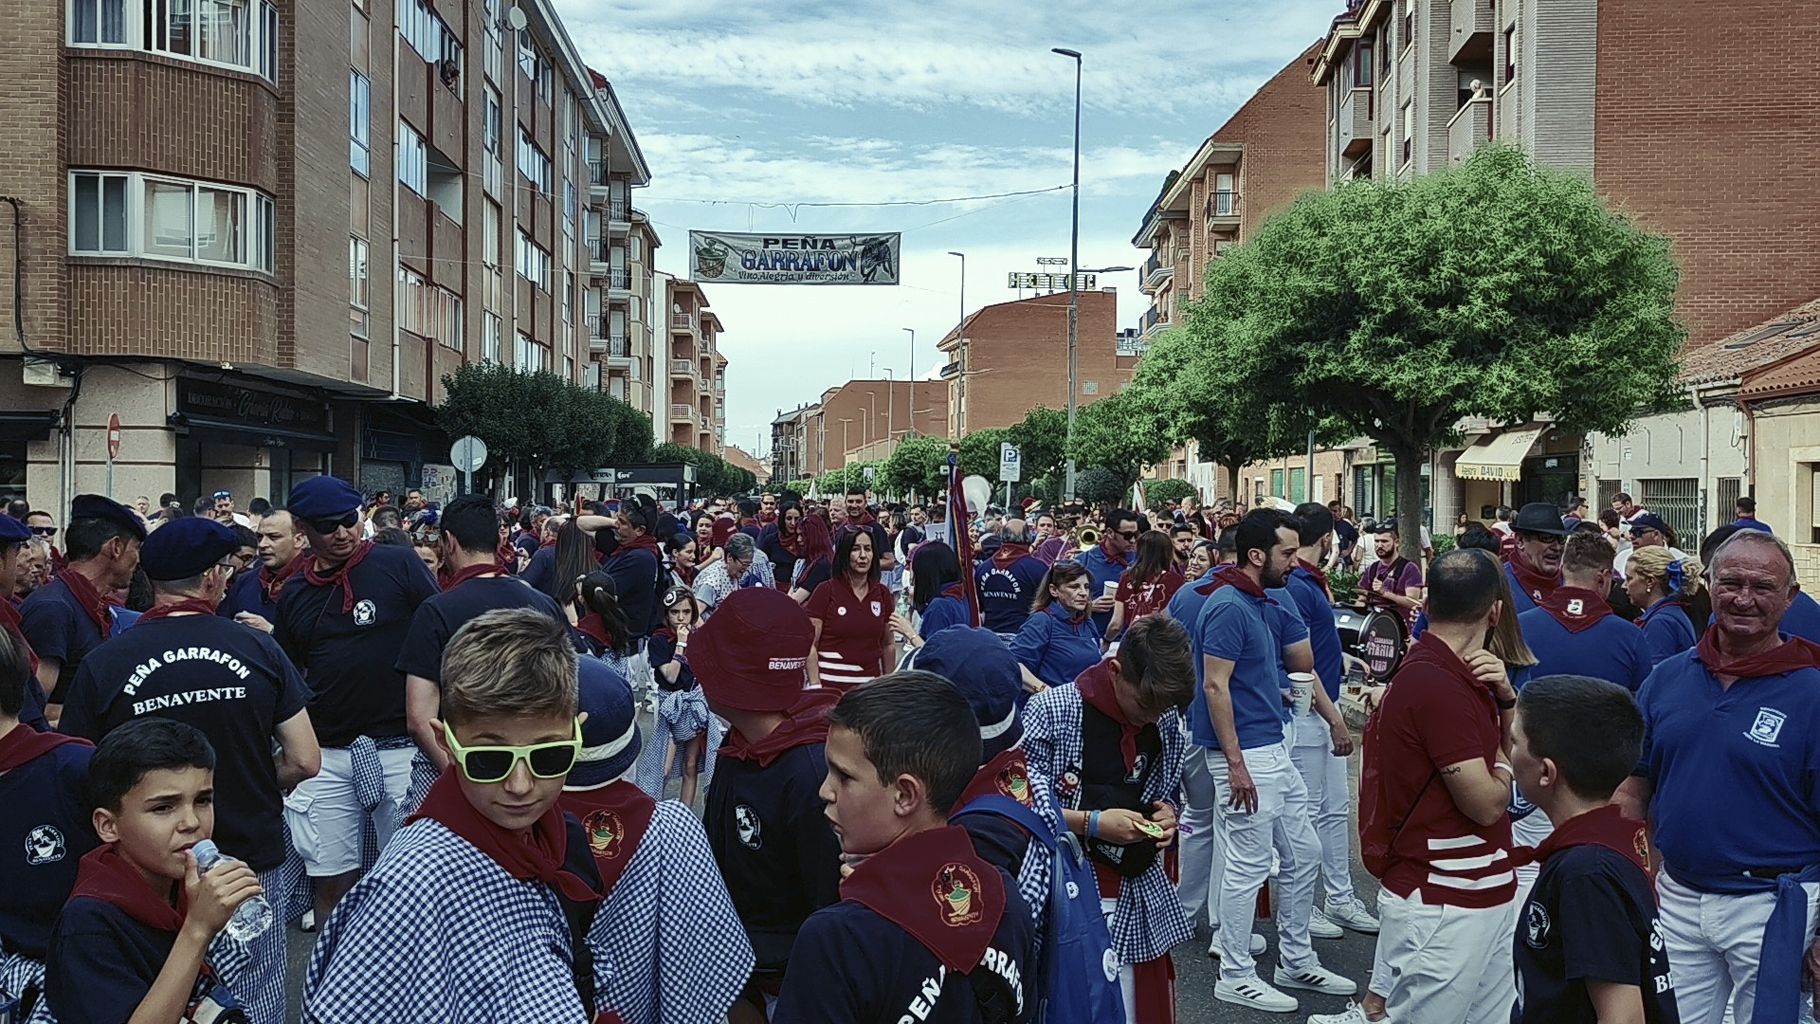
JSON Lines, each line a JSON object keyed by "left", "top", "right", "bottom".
{"left": 1288, "top": 711, "right": 1358, "bottom": 905}
{"left": 1208, "top": 742, "right": 1321, "bottom": 980}
{"left": 1101, "top": 898, "right": 1140, "bottom": 1024}
{"left": 1176, "top": 741, "right": 1223, "bottom": 926}
{"left": 1370, "top": 886, "right": 1517, "bottom": 1023}
{"left": 1657, "top": 871, "right": 1820, "bottom": 1024}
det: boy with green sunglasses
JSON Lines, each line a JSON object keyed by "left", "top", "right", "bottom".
{"left": 303, "top": 608, "right": 612, "bottom": 1021}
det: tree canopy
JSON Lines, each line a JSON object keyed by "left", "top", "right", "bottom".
{"left": 437, "top": 363, "right": 651, "bottom": 486}
{"left": 1005, "top": 407, "right": 1069, "bottom": 492}
{"left": 1064, "top": 390, "right": 1171, "bottom": 491}
{"left": 882, "top": 434, "right": 949, "bottom": 498}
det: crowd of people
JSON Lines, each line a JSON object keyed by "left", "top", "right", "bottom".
{"left": 0, "top": 478, "right": 1817, "bottom": 1024}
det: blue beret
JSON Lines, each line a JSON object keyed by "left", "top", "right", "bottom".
{"left": 141, "top": 517, "right": 239, "bottom": 581}
{"left": 910, "top": 626, "right": 1025, "bottom": 759}
{"left": 567, "top": 657, "right": 642, "bottom": 788}
{"left": 287, "top": 476, "right": 363, "bottom": 520}
{"left": 0, "top": 516, "right": 29, "bottom": 544}
{"left": 70, "top": 494, "right": 147, "bottom": 541}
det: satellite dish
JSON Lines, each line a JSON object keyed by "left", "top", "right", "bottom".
{"left": 961, "top": 475, "right": 993, "bottom": 516}
{"left": 505, "top": 5, "right": 528, "bottom": 30}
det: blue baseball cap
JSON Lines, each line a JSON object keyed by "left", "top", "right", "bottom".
{"left": 910, "top": 626, "right": 1025, "bottom": 760}
{"left": 566, "top": 656, "right": 643, "bottom": 788}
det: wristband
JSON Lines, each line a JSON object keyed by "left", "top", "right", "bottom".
{"left": 1495, "top": 694, "right": 1516, "bottom": 711}
{"left": 1088, "top": 810, "right": 1102, "bottom": 840}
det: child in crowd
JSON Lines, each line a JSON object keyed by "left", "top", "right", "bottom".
{"left": 44, "top": 718, "right": 263, "bottom": 1024}
{"left": 303, "top": 608, "right": 611, "bottom": 1021}
{"left": 560, "top": 656, "right": 752, "bottom": 1023}
{"left": 693, "top": 587, "right": 843, "bottom": 1020}
{"left": 0, "top": 624, "right": 95, "bottom": 1024}
{"left": 637, "top": 586, "right": 720, "bottom": 805}
{"left": 773, "top": 672, "right": 1037, "bottom": 1023}
{"left": 1510, "top": 674, "right": 1678, "bottom": 1024}
{"left": 1022, "top": 615, "right": 1197, "bottom": 1024}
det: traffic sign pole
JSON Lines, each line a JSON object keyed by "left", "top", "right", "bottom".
{"left": 105, "top": 413, "right": 122, "bottom": 499}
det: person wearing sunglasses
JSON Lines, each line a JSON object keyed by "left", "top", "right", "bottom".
{"left": 19, "top": 495, "right": 144, "bottom": 729}
{"left": 305, "top": 608, "right": 616, "bottom": 1023}
{"left": 273, "top": 475, "right": 439, "bottom": 931}
{"left": 1075, "top": 508, "right": 1142, "bottom": 639}
{"left": 22, "top": 510, "right": 61, "bottom": 570}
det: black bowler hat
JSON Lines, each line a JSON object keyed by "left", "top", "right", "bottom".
{"left": 70, "top": 494, "right": 147, "bottom": 541}
{"left": 1511, "top": 502, "right": 1568, "bottom": 537}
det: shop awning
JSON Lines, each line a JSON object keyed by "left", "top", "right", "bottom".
{"left": 1454, "top": 426, "right": 1545, "bottom": 482}
{"left": 167, "top": 413, "right": 339, "bottom": 453}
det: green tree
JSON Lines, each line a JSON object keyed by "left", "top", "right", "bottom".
{"left": 1194, "top": 146, "right": 1682, "bottom": 556}
{"left": 1064, "top": 391, "right": 1170, "bottom": 491}
{"left": 883, "top": 435, "right": 949, "bottom": 498}
{"left": 1005, "top": 407, "right": 1069, "bottom": 493}
{"left": 437, "top": 363, "right": 648, "bottom": 490}
{"left": 1074, "top": 467, "right": 1126, "bottom": 506}
{"left": 957, "top": 428, "right": 1010, "bottom": 481}
{"left": 1143, "top": 478, "right": 1198, "bottom": 507}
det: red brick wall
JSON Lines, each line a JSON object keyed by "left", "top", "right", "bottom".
{"left": 960, "top": 291, "right": 1125, "bottom": 432}
{"left": 0, "top": 0, "right": 66, "bottom": 356}
{"left": 67, "top": 264, "right": 279, "bottom": 364}
{"left": 812, "top": 380, "right": 948, "bottom": 472}
{"left": 1594, "top": 0, "right": 1820, "bottom": 350}
{"left": 67, "top": 54, "right": 280, "bottom": 193}
{"left": 1212, "top": 40, "right": 1329, "bottom": 242}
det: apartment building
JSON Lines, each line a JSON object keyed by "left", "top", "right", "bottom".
{"left": 0, "top": 0, "right": 617, "bottom": 508}
{"left": 789, "top": 379, "right": 949, "bottom": 479}
{"left": 1132, "top": 41, "right": 1327, "bottom": 347}
{"left": 770, "top": 402, "right": 815, "bottom": 483}
{"left": 580, "top": 71, "right": 656, "bottom": 428}
{"left": 664, "top": 276, "right": 729, "bottom": 454}
{"left": 936, "top": 290, "right": 1131, "bottom": 441}
{"left": 722, "top": 443, "right": 770, "bottom": 487}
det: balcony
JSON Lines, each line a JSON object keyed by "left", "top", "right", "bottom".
{"left": 589, "top": 238, "right": 608, "bottom": 274}
{"left": 1449, "top": 0, "right": 1494, "bottom": 64}
{"left": 671, "top": 404, "right": 697, "bottom": 424}
{"left": 671, "top": 358, "right": 695, "bottom": 378}
{"left": 605, "top": 196, "right": 630, "bottom": 224}
{"left": 1141, "top": 304, "right": 1173, "bottom": 338}
{"left": 1447, "top": 92, "right": 1493, "bottom": 167}
{"left": 1204, "top": 189, "right": 1239, "bottom": 227}
{"left": 671, "top": 311, "right": 698, "bottom": 336}
{"left": 607, "top": 267, "right": 631, "bottom": 292}
{"left": 1141, "top": 251, "right": 1175, "bottom": 295}
{"left": 1337, "top": 87, "right": 1373, "bottom": 159}
{"left": 587, "top": 159, "right": 608, "bottom": 193}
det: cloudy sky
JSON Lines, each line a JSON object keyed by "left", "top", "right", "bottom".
{"left": 553, "top": 0, "right": 1341, "bottom": 458}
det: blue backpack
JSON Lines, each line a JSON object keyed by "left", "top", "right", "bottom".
{"left": 953, "top": 793, "right": 1125, "bottom": 1024}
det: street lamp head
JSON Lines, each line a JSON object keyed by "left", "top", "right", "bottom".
{"left": 1083, "top": 264, "right": 1134, "bottom": 274}
{"left": 1052, "top": 47, "right": 1081, "bottom": 59}
{"left": 947, "top": 250, "right": 964, "bottom": 258}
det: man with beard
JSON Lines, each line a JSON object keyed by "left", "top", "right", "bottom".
{"left": 20, "top": 496, "right": 144, "bottom": 726}
{"left": 218, "top": 508, "right": 308, "bottom": 633}
{"left": 1077, "top": 509, "right": 1140, "bottom": 639}
{"left": 1504, "top": 503, "right": 1569, "bottom": 615}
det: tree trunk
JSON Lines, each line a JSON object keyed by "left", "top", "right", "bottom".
{"left": 1225, "top": 461, "right": 1242, "bottom": 504}
{"left": 1392, "top": 444, "right": 1426, "bottom": 562}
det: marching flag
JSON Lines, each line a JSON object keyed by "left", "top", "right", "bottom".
{"left": 945, "top": 452, "right": 981, "bottom": 628}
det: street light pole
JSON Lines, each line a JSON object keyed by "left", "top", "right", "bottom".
{"left": 901, "top": 327, "right": 916, "bottom": 437}
{"left": 1053, "top": 47, "right": 1082, "bottom": 498}
{"left": 946, "top": 251, "right": 965, "bottom": 435}
{"left": 882, "top": 368, "right": 895, "bottom": 446}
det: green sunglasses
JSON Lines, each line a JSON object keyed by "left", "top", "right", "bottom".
{"left": 442, "top": 719, "right": 582, "bottom": 784}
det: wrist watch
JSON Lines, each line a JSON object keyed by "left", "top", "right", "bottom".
{"left": 1495, "top": 693, "right": 1517, "bottom": 710}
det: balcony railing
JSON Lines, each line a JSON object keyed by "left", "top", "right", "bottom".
{"left": 590, "top": 331, "right": 629, "bottom": 358}
{"left": 593, "top": 237, "right": 610, "bottom": 267}
{"left": 1141, "top": 251, "right": 1177, "bottom": 296}
{"left": 671, "top": 311, "right": 698, "bottom": 334}
{"left": 1337, "top": 87, "right": 1373, "bottom": 158}
{"left": 588, "top": 159, "right": 608, "bottom": 187}
{"left": 1447, "top": 91, "right": 1493, "bottom": 167}
{"left": 671, "top": 404, "right": 697, "bottom": 422}
{"left": 671, "top": 358, "right": 694, "bottom": 377}
{"left": 608, "top": 268, "right": 631, "bottom": 290}
{"left": 1142, "top": 304, "right": 1173, "bottom": 337}
{"left": 606, "top": 196, "right": 629, "bottom": 221}
{"left": 1206, "top": 190, "right": 1237, "bottom": 219}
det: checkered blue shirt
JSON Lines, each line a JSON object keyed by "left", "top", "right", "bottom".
{"left": 1022, "top": 684, "right": 1193, "bottom": 964}
{"left": 593, "top": 799, "right": 753, "bottom": 1023}
{"left": 303, "top": 819, "right": 606, "bottom": 1023}
{"left": 0, "top": 950, "right": 54, "bottom": 1024}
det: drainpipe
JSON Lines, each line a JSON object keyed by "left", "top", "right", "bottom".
{"left": 389, "top": 14, "right": 402, "bottom": 401}
{"left": 1693, "top": 390, "right": 1710, "bottom": 536}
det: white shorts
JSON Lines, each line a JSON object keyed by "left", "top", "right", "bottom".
{"left": 282, "top": 744, "right": 415, "bottom": 876}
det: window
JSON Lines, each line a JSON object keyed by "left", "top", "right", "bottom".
{"left": 629, "top": 235, "right": 641, "bottom": 261}
{"left": 259, "top": 0, "right": 276, "bottom": 80}
{"left": 515, "top": 332, "right": 545, "bottom": 371}
{"left": 1401, "top": 102, "right": 1414, "bottom": 166}
{"left": 349, "top": 237, "right": 369, "bottom": 338}
{"left": 395, "top": 268, "right": 460, "bottom": 348}
{"left": 483, "top": 201, "right": 500, "bottom": 268}
{"left": 1355, "top": 36, "right": 1374, "bottom": 89}
{"left": 562, "top": 271, "right": 574, "bottom": 322}
{"left": 483, "top": 88, "right": 502, "bottom": 154}
{"left": 563, "top": 177, "right": 576, "bottom": 222}
{"left": 1270, "top": 468, "right": 1285, "bottom": 498}
{"left": 1213, "top": 173, "right": 1235, "bottom": 216}
{"left": 483, "top": 312, "right": 501, "bottom": 363}
{"left": 516, "top": 230, "right": 549, "bottom": 289}
{"left": 71, "top": 0, "right": 127, "bottom": 44}
{"left": 396, "top": 0, "right": 453, "bottom": 64}
{"left": 1401, "top": 3, "right": 1414, "bottom": 51}
{"left": 398, "top": 121, "right": 428, "bottom": 195}
{"left": 1503, "top": 24, "right": 1518, "bottom": 85}
{"left": 349, "top": 70, "right": 371, "bottom": 175}
{"left": 517, "top": 130, "right": 551, "bottom": 195}
{"left": 72, "top": 171, "right": 273, "bottom": 272}
{"left": 517, "top": 32, "right": 544, "bottom": 84}
{"left": 1381, "top": 25, "right": 1390, "bottom": 74}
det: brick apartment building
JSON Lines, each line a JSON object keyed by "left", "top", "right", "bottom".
{"left": 0, "top": 0, "right": 659, "bottom": 510}
{"left": 938, "top": 289, "right": 1132, "bottom": 438}
{"left": 663, "top": 276, "right": 728, "bottom": 453}
{"left": 582, "top": 71, "right": 663, "bottom": 429}
{"left": 773, "top": 379, "right": 949, "bottom": 481}
{"left": 722, "top": 443, "right": 770, "bottom": 487}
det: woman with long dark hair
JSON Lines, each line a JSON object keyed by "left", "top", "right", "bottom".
{"left": 759, "top": 501, "right": 804, "bottom": 589}
{"left": 573, "top": 568, "right": 635, "bottom": 665}
{"left": 663, "top": 531, "right": 699, "bottom": 592}
{"left": 550, "top": 518, "right": 598, "bottom": 608}
{"left": 1011, "top": 561, "right": 1101, "bottom": 693}
{"left": 788, "top": 513, "right": 835, "bottom": 604}
{"left": 1102, "top": 529, "right": 1186, "bottom": 647}
{"left": 806, "top": 527, "right": 896, "bottom": 689}
{"left": 900, "top": 540, "right": 970, "bottom": 647}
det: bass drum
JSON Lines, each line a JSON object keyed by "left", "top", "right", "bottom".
{"left": 1358, "top": 609, "right": 1408, "bottom": 682}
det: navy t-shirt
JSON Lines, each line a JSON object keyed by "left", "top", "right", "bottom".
{"left": 521, "top": 545, "right": 560, "bottom": 601}
{"left": 0, "top": 738, "right": 97, "bottom": 958}
{"left": 274, "top": 544, "right": 439, "bottom": 747}
{"left": 59, "top": 615, "right": 310, "bottom": 872}
{"left": 646, "top": 632, "right": 697, "bottom": 692}
{"left": 705, "top": 742, "right": 844, "bottom": 975}
{"left": 774, "top": 871, "right": 1036, "bottom": 1024}
{"left": 20, "top": 577, "right": 108, "bottom": 703}
{"left": 1514, "top": 843, "right": 1678, "bottom": 1024}
{"left": 394, "top": 576, "right": 567, "bottom": 685}
{"left": 758, "top": 524, "right": 796, "bottom": 588}
{"left": 46, "top": 894, "right": 189, "bottom": 1024}
{"left": 216, "top": 566, "right": 278, "bottom": 623}
{"left": 603, "top": 546, "right": 662, "bottom": 639}
{"left": 975, "top": 556, "right": 1048, "bottom": 635}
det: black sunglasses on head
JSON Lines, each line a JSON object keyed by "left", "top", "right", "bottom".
{"left": 305, "top": 511, "right": 359, "bottom": 534}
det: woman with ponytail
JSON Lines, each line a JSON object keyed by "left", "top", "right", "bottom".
{"left": 1624, "top": 545, "right": 1708, "bottom": 666}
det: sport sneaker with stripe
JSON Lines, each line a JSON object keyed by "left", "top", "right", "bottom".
{"left": 1215, "top": 975, "right": 1300, "bottom": 1013}
{"left": 1274, "top": 960, "right": 1358, "bottom": 996}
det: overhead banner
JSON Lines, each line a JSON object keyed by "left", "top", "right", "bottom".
{"left": 689, "top": 231, "right": 900, "bottom": 285}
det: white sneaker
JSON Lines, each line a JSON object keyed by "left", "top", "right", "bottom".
{"left": 1207, "top": 932, "right": 1269, "bottom": 958}
{"left": 1215, "top": 976, "right": 1300, "bottom": 1013}
{"left": 1274, "top": 960, "right": 1359, "bottom": 997}
{"left": 1307, "top": 907, "right": 1345, "bottom": 939}
{"left": 1307, "top": 1002, "right": 1380, "bottom": 1024}
{"left": 1323, "top": 896, "right": 1381, "bottom": 934}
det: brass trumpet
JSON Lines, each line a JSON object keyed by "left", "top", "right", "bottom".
{"left": 1076, "top": 526, "right": 1098, "bottom": 551}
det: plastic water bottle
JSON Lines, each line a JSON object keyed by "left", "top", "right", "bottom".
{"left": 191, "top": 839, "right": 273, "bottom": 942}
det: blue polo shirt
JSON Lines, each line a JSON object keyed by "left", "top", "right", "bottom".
{"left": 1638, "top": 598, "right": 1697, "bottom": 667}
{"left": 975, "top": 554, "right": 1047, "bottom": 634}
{"left": 1009, "top": 604, "right": 1101, "bottom": 690}
{"left": 1783, "top": 591, "right": 1820, "bottom": 645}
{"left": 1286, "top": 566, "right": 1344, "bottom": 701}
{"left": 916, "top": 593, "right": 971, "bottom": 640}
{"left": 19, "top": 577, "right": 109, "bottom": 704}
{"left": 0, "top": 735, "right": 96, "bottom": 958}
{"left": 1634, "top": 649, "right": 1820, "bottom": 877}
{"left": 1193, "top": 585, "right": 1296, "bottom": 750}
{"left": 1517, "top": 602, "right": 1652, "bottom": 692}
{"left": 1074, "top": 544, "right": 1132, "bottom": 637}
{"left": 1504, "top": 563, "right": 1540, "bottom": 616}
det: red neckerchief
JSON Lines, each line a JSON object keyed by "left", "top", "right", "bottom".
{"left": 1097, "top": 538, "right": 1132, "bottom": 569}
{"left": 1046, "top": 601, "right": 1090, "bottom": 629}
{"left": 137, "top": 598, "right": 221, "bottom": 624}
{"left": 1076, "top": 659, "right": 1141, "bottom": 771}
{"left": 303, "top": 541, "right": 374, "bottom": 614}
{"left": 69, "top": 844, "right": 187, "bottom": 933}
{"left": 1514, "top": 804, "right": 1649, "bottom": 871}
{"left": 991, "top": 543, "right": 1032, "bottom": 569}
{"left": 719, "top": 689, "right": 840, "bottom": 768}
{"left": 1694, "top": 631, "right": 1820, "bottom": 678}
{"left": 850, "top": 511, "right": 878, "bottom": 528}
{"left": 575, "top": 612, "right": 619, "bottom": 651}
{"left": 1192, "top": 563, "right": 1272, "bottom": 602}
{"left": 777, "top": 527, "right": 803, "bottom": 559}
{"left": 738, "top": 517, "right": 759, "bottom": 531}
{"left": 0, "top": 722, "right": 88, "bottom": 772}
{"left": 609, "top": 532, "right": 662, "bottom": 565}
{"left": 1507, "top": 551, "right": 1563, "bottom": 604}
{"left": 409, "top": 769, "right": 600, "bottom": 904}
{"left": 1296, "top": 558, "right": 1332, "bottom": 600}
{"left": 956, "top": 747, "right": 1035, "bottom": 809}
{"left": 673, "top": 563, "right": 698, "bottom": 587}
{"left": 0, "top": 606, "right": 38, "bottom": 678}
{"left": 259, "top": 555, "right": 307, "bottom": 606}
{"left": 443, "top": 563, "right": 505, "bottom": 590}
{"left": 839, "top": 825, "right": 1006, "bottom": 974}
{"left": 557, "top": 780, "right": 657, "bottom": 896}
{"left": 495, "top": 539, "right": 519, "bottom": 573}
{"left": 759, "top": 511, "right": 778, "bottom": 526}
{"left": 55, "top": 567, "right": 113, "bottom": 639}
{"left": 1536, "top": 586, "right": 1614, "bottom": 634}
{"left": 940, "top": 581, "right": 968, "bottom": 602}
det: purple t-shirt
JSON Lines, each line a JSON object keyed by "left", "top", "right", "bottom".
{"left": 1361, "top": 557, "right": 1422, "bottom": 626}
